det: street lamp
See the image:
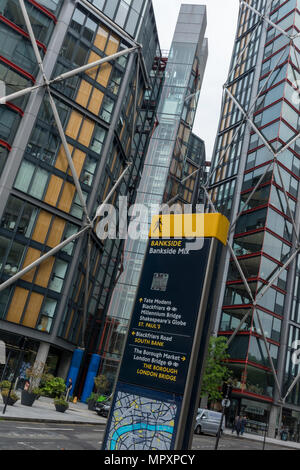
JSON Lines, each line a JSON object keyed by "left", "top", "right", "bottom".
{"left": 2, "top": 337, "right": 27, "bottom": 415}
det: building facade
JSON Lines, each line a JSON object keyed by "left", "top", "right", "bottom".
{"left": 0, "top": 0, "right": 164, "bottom": 394}
{"left": 97, "top": 4, "right": 208, "bottom": 391}
{"left": 207, "top": 0, "right": 300, "bottom": 439}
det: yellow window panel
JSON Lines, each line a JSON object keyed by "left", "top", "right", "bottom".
{"left": 92, "top": 253, "right": 100, "bottom": 276}
{"left": 6, "top": 287, "right": 29, "bottom": 324}
{"left": 44, "top": 175, "right": 63, "bottom": 207}
{"left": 138, "top": 89, "right": 143, "bottom": 106}
{"left": 126, "top": 137, "right": 131, "bottom": 153}
{"left": 78, "top": 119, "right": 95, "bottom": 147}
{"left": 35, "top": 256, "right": 55, "bottom": 288}
{"left": 65, "top": 111, "right": 83, "bottom": 140}
{"left": 110, "top": 149, "right": 118, "bottom": 172}
{"left": 111, "top": 192, "right": 117, "bottom": 205}
{"left": 189, "top": 180, "right": 195, "bottom": 191}
{"left": 234, "top": 66, "right": 240, "bottom": 79}
{"left": 74, "top": 275, "right": 84, "bottom": 303}
{"left": 126, "top": 94, "right": 133, "bottom": 117}
{"left": 120, "top": 120, "right": 125, "bottom": 139}
{"left": 47, "top": 217, "right": 66, "bottom": 248}
{"left": 21, "top": 247, "right": 41, "bottom": 283}
{"left": 75, "top": 317, "right": 83, "bottom": 344}
{"left": 70, "top": 148, "right": 86, "bottom": 177}
{"left": 183, "top": 127, "right": 190, "bottom": 143}
{"left": 58, "top": 182, "right": 76, "bottom": 213}
{"left": 76, "top": 80, "right": 92, "bottom": 108}
{"left": 86, "top": 51, "right": 101, "bottom": 80}
{"left": 94, "top": 25, "right": 109, "bottom": 51}
{"left": 103, "top": 177, "right": 111, "bottom": 200}
{"left": 32, "top": 211, "right": 52, "bottom": 244}
{"left": 88, "top": 88, "right": 104, "bottom": 115}
{"left": 97, "top": 63, "right": 112, "bottom": 87}
{"left": 55, "top": 144, "right": 73, "bottom": 173}
{"left": 22, "top": 292, "right": 44, "bottom": 329}
{"left": 105, "top": 34, "right": 119, "bottom": 55}
{"left": 65, "top": 309, "right": 75, "bottom": 340}
{"left": 178, "top": 123, "right": 185, "bottom": 140}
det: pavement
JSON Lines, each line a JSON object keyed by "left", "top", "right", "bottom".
{"left": 223, "top": 428, "right": 300, "bottom": 450}
{"left": 0, "top": 393, "right": 107, "bottom": 425}
{"left": 1, "top": 393, "right": 300, "bottom": 450}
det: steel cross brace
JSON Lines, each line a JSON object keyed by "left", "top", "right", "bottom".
{"left": 0, "top": 1, "right": 136, "bottom": 290}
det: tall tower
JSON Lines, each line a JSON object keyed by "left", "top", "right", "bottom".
{"left": 207, "top": 0, "right": 300, "bottom": 438}
{"left": 98, "top": 4, "right": 208, "bottom": 387}
{"left": 0, "top": 0, "right": 163, "bottom": 396}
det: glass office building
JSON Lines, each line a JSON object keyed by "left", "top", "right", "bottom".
{"left": 0, "top": 0, "right": 164, "bottom": 394}
{"left": 208, "top": 0, "right": 300, "bottom": 439}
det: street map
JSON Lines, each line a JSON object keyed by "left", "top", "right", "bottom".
{"left": 106, "top": 390, "right": 178, "bottom": 450}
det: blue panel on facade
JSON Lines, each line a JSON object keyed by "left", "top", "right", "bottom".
{"left": 66, "top": 348, "right": 84, "bottom": 397}
{"left": 81, "top": 354, "right": 101, "bottom": 403}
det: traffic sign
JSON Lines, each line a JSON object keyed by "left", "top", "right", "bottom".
{"left": 222, "top": 398, "right": 231, "bottom": 408}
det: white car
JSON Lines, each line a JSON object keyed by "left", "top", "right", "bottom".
{"left": 194, "top": 409, "right": 224, "bottom": 436}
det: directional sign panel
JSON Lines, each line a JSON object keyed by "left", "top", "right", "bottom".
{"left": 102, "top": 213, "right": 229, "bottom": 451}
{"left": 118, "top": 237, "right": 211, "bottom": 395}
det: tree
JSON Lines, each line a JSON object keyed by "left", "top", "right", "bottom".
{"left": 200, "top": 336, "right": 231, "bottom": 403}
{"left": 94, "top": 374, "right": 110, "bottom": 395}
{"left": 25, "top": 361, "right": 47, "bottom": 393}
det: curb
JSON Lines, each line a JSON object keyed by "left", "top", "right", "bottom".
{"left": 0, "top": 416, "right": 107, "bottom": 425}
{"left": 223, "top": 430, "right": 300, "bottom": 450}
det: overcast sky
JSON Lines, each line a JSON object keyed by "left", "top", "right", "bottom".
{"left": 152, "top": 0, "right": 240, "bottom": 161}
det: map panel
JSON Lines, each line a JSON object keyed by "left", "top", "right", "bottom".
{"left": 104, "top": 384, "right": 181, "bottom": 450}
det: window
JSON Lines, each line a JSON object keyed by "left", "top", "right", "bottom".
{"left": 14, "top": 161, "right": 49, "bottom": 200}
{"left": 61, "top": 224, "right": 79, "bottom": 255}
{"left": 0, "top": 288, "right": 11, "bottom": 320}
{"left": 37, "top": 298, "right": 57, "bottom": 332}
{"left": 1, "top": 197, "right": 38, "bottom": 238}
{"left": 0, "top": 106, "right": 20, "bottom": 145}
{"left": 100, "top": 95, "right": 114, "bottom": 123}
{"left": 37, "top": 0, "right": 62, "bottom": 15}
{"left": 14, "top": 161, "right": 35, "bottom": 193}
{"left": 0, "top": 23, "right": 40, "bottom": 75}
{"left": 81, "top": 155, "right": 97, "bottom": 186}
{"left": 0, "top": 147, "right": 7, "bottom": 177}
{"left": 29, "top": 168, "right": 49, "bottom": 199}
{"left": 0, "top": 237, "right": 25, "bottom": 277}
{"left": 49, "top": 259, "right": 68, "bottom": 293}
{"left": 70, "top": 191, "right": 88, "bottom": 219}
{"left": 70, "top": 9, "right": 85, "bottom": 33}
{"left": 90, "top": 125, "right": 106, "bottom": 154}
{"left": 115, "top": 0, "right": 130, "bottom": 28}
{"left": 107, "top": 68, "right": 122, "bottom": 95}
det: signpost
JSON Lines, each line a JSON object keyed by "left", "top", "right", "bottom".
{"left": 215, "top": 383, "right": 233, "bottom": 450}
{"left": 102, "top": 213, "right": 229, "bottom": 450}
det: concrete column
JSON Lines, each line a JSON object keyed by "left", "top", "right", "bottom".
{"left": 56, "top": 350, "right": 72, "bottom": 380}
{"left": 31, "top": 342, "right": 50, "bottom": 387}
{"left": 268, "top": 404, "right": 279, "bottom": 438}
{"left": 34, "top": 342, "right": 50, "bottom": 366}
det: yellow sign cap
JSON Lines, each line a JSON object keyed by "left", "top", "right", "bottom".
{"left": 149, "top": 213, "right": 229, "bottom": 245}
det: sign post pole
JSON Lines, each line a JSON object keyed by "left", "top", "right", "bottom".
{"left": 102, "top": 213, "right": 229, "bottom": 451}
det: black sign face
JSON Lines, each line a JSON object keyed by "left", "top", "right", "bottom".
{"left": 118, "top": 238, "right": 212, "bottom": 395}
